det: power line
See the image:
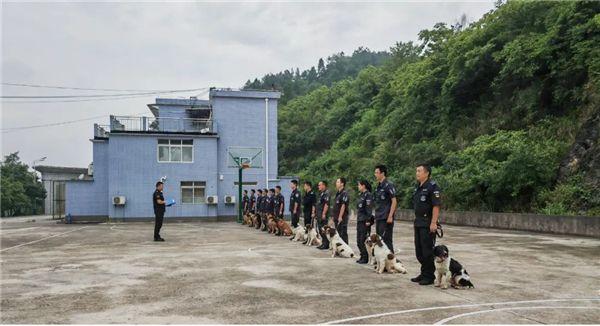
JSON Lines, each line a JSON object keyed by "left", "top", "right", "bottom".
{"left": 1, "top": 111, "right": 148, "bottom": 133}
{"left": 1, "top": 88, "right": 210, "bottom": 104}
{"left": 2, "top": 93, "right": 175, "bottom": 104}
{"left": 1, "top": 115, "right": 108, "bottom": 132}
{"left": 1, "top": 87, "right": 211, "bottom": 131}
{"left": 2, "top": 82, "right": 179, "bottom": 92}
{"left": 1, "top": 87, "right": 209, "bottom": 99}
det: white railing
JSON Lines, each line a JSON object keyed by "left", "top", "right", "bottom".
{"left": 109, "top": 116, "right": 216, "bottom": 134}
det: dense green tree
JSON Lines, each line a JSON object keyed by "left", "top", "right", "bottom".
{"left": 1, "top": 152, "right": 46, "bottom": 217}
{"left": 270, "top": 1, "right": 600, "bottom": 215}
{"left": 243, "top": 47, "right": 390, "bottom": 105}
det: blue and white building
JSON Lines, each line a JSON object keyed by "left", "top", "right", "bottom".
{"left": 66, "top": 88, "right": 295, "bottom": 221}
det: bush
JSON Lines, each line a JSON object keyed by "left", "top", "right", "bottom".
{"left": 439, "top": 130, "right": 563, "bottom": 212}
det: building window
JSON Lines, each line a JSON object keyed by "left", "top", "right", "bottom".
{"left": 181, "top": 181, "right": 206, "bottom": 204}
{"left": 158, "top": 139, "right": 193, "bottom": 163}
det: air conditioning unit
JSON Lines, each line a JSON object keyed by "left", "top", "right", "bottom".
{"left": 206, "top": 195, "right": 218, "bottom": 205}
{"left": 224, "top": 195, "right": 236, "bottom": 205}
{"left": 113, "top": 196, "right": 126, "bottom": 205}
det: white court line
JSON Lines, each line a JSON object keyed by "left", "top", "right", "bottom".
{"left": 0, "top": 226, "right": 89, "bottom": 253}
{"left": 434, "top": 306, "right": 600, "bottom": 325}
{"left": 247, "top": 245, "right": 357, "bottom": 260}
{"left": 191, "top": 242, "right": 229, "bottom": 246}
{"left": 322, "top": 298, "right": 600, "bottom": 324}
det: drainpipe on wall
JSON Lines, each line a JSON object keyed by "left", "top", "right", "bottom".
{"left": 265, "top": 98, "right": 269, "bottom": 188}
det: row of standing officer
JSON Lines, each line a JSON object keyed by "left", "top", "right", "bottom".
{"left": 243, "top": 187, "right": 286, "bottom": 219}
{"left": 240, "top": 163, "right": 441, "bottom": 286}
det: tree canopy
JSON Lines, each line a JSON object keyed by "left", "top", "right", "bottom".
{"left": 269, "top": 1, "right": 600, "bottom": 216}
{"left": 1, "top": 152, "right": 46, "bottom": 217}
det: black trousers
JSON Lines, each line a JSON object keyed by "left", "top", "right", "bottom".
{"left": 261, "top": 213, "right": 268, "bottom": 231}
{"left": 414, "top": 226, "right": 437, "bottom": 280}
{"left": 154, "top": 210, "right": 164, "bottom": 239}
{"left": 356, "top": 220, "right": 371, "bottom": 260}
{"left": 318, "top": 217, "right": 329, "bottom": 248}
{"left": 291, "top": 212, "right": 300, "bottom": 228}
{"left": 254, "top": 213, "right": 262, "bottom": 229}
{"left": 376, "top": 219, "right": 394, "bottom": 253}
{"left": 303, "top": 211, "right": 313, "bottom": 227}
{"left": 335, "top": 219, "right": 348, "bottom": 244}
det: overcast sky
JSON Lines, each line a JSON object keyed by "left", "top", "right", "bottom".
{"left": 1, "top": 1, "right": 495, "bottom": 169}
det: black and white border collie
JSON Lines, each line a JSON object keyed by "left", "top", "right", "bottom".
{"left": 433, "top": 245, "right": 474, "bottom": 289}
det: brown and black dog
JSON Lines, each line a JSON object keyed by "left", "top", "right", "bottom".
{"left": 252, "top": 214, "right": 261, "bottom": 229}
{"left": 267, "top": 215, "right": 278, "bottom": 234}
{"left": 242, "top": 213, "right": 253, "bottom": 226}
{"left": 276, "top": 219, "right": 294, "bottom": 236}
{"left": 261, "top": 214, "right": 269, "bottom": 231}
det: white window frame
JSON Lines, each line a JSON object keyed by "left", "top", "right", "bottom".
{"left": 180, "top": 181, "right": 206, "bottom": 204}
{"left": 157, "top": 139, "right": 194, "bottom": 163}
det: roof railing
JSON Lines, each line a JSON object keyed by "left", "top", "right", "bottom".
{"left": 108, "top": 116, "right": 216, "bottom": 134}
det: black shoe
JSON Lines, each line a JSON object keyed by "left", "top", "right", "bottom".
{"left": 419, "top": 278, "right": 434, "bottom": 285}
{"left": 356, "top": 259, "right": 368, "bottom": 264}
{"left": 154, "top": 237, "right": 165, "bottom": 242}
{"left": 411, "top": 275, "right": 423, "bottom": 283}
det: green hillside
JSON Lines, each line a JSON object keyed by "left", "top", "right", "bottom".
{"left": 243, "top": 47, "right": 391, "bottom": 105}
{"left": 258, "top": 1, "right": 600, "bottom": 216}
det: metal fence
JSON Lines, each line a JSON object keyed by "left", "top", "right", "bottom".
{"left": 109, "top": 116, "right": 216, "bottom": 134}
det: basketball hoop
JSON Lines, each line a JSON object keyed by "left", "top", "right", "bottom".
{"left": 241, "top": 163, "right": 251, "bottom": 169}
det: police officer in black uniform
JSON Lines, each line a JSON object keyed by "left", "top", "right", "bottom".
{"left": 153, "top": 181, "right": 166, "bottom": 241}
{"left": 316, "top": 181, "right": 331, "bottom": 250}
{"left": 262, "top": 188, "right": 272, "bottom": 230}
{"left": 333, "top": 177, "right": 350, "bottom": 244}
{"left": 356, "top": 179, "right": 374, "bottom": 264}
{"left": 266, "top": 188, "right": 275, "bottom": 217}
{"left": 289, "top": 180, "right": 302, "bottom": 228}
{"left": 274, "top": 186, "right": 285, "bottom": 219}
{"left": 256, "top": 189, "right": 264, "bottom": 228}
{"left": 411, "top": 164, "right": 442, "bottom": 286}
{"left": 272, "top": 186, "right": 284, "bottom": 235}
{"left": 249, "top": 189, "right": 256, "bottom": 214}
{"left": 302, "top": 181, "right": 316, "bottom": 227}
{"left": 242, "top": 189, "right": 249, "bottom": 215}
{"left": 374, "top": 164, "right": 398, "bottom": 253}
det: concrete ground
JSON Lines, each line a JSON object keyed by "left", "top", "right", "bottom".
{"left": 1, "top": 216, "right": 599, "bottom": 324}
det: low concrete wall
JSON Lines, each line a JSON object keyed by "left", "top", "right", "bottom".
{"left": 395, "top": 209, "right": 600, "bottom": 238}
{"left": 70, "top": 215, "right": 237, "bottom": 223}
{"left": 108, "top": 216, "right": 238, "bottom": 223}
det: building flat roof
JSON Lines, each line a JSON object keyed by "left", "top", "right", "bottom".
{"left": 209, "top": 89, "right": 281, "bottom": 99}
{"left": 154, "top": 98, "right": 211, "bottom": 106}
{"left": 34, "top": 165, "right": 88, "bottom": 175}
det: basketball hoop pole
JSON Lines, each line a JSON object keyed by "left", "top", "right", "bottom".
{"left": 237, "top": 166, "right": 243, "bottom": 223}
{"left": 237, "top": 162, "right": 251, "bottom": 223}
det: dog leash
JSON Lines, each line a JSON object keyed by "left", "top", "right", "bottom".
{"left": 436, "top": 221, "right": 444, "bottom": 238}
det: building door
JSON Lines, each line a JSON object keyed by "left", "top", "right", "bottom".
{"left": 52, "top": 181, "right": 66, "bottom": 219}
